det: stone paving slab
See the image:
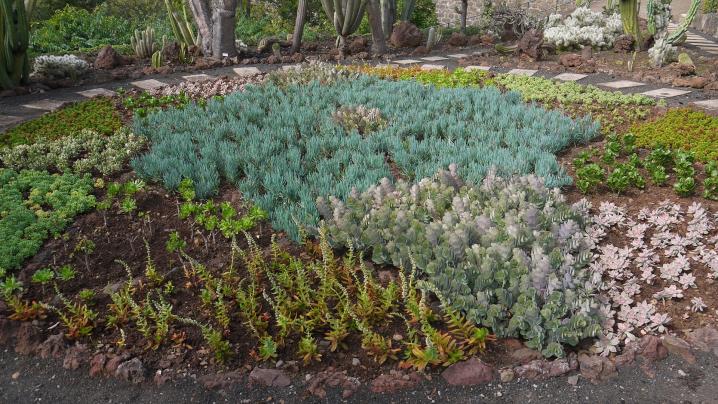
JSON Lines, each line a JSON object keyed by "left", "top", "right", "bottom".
{"left": 421, "top": 56, "right": 449, "bottom": 61}
{"left": 446, "top": 54, "right": 470, "bottom": 59}
{"left": 281, "top": 64, "right": 302, "bottom": 71}
{"left": 694, "top": 99, "right": 718, "bottom": 109}
{"left": 464, "top": 65, "right": 492, "bottom": 71}
{"left": 376, "top": 63, "right": 399, "bottom": 68}
{"left": 77, "top": 88, "right": 117, "bottom": 98}
{"left": 553, "top": 73, "right": 587, "bottom": 81}
{"left": 22, "top": 99, "right": 66, "bottom": 111}
{"left": 0, "top": 115, "right": 23, "bottom": 127}
{"left": 507, "top": 68, "right": 537, "bottom": 76}
{"left": 599, "top": 80, "right": 645, "bottom": 89}
{"left": 421, "top": 64, "right": 447, "bottom": 70}
{"left": 131, "top": 79, "right": 167, "bottom": 90}
{"left": 233, "top": 67, "right": 262, "bottom": 76}
{"left": 641, "top": 88, "right": 691, "bottom": 98}
{"left": 393, "top": 59, "right": 420, "bottom": 65}
{"left": 182, "top": 74, "right": 214, "bottom": 82}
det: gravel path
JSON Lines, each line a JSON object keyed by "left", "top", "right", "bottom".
{"left": 2, "top": 346, "right": 718, "bottom": 403}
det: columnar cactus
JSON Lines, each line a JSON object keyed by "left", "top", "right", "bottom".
{"left": 319, "top": 0, "right": 368, "bottom": 58}
{"left": 165, "top": 0, "right": 198, "bottom": 48}
{"left": 619, "top": 0, "right": 641, "bottom": 43}
{"left": 131, "top": 27, "right": 156, "bottom": 59}
{"left": 0, "top": 0, "right": 34, "bottom": 90}
{"left": 426, "top": 26, "right": 442, "bottom": 51}
{"left": 666, "top": 0, "right": 700, "bottom": 44}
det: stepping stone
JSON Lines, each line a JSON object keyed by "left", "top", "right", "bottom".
{"left": 233, "top": 67, "right": 262, "bottom": 76}
{"left": 281, "top": 64, "right": 302, "bottom": 71}
{"left": 599, "top": 80, "right": 645, "bottom": 89}
{"left": 131, "top": 79, "right": 166, "bottom": 90}
{"left": 393, "top": 59, "right": 420, "bottom": 65}
{"left": 421, "top": 56, "right": 449, "bottom": 61}
{"left": 77, "top": 88, "right": 116, "bottom": 98}
{"left": 507, "top": 68, "right": 537, "bottom": 76}
{"left": 694, "top": 99, "right": 718, "bottom": 109}
{"left": 421, "top": 64, "right": 447, "bottom": 71}
{"left": 463, "top": 65, "right": 492, "bottom": 71}
{"left": 183, "top": 74, "right": 214, "bottom": 82}
{"left": 0, "top": 115, "right": 23, "bottom": 127}
{"left": 553, "top": 73, "right": 587, "bottom": 81}
{"left": 376, "top": 63, "right": 399, "bottom": 68}
{"left": 641, "top": 88, "right": 691, "bottom": 98}
{"left": 22, "top": 98, "right": 66, "bottom": 111}
{"left": 447, "top": 53, "right": 470, "bottom": 59}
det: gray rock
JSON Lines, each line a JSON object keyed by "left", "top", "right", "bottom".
{"left": 115, "top": 358, "right": 146, "bottom": 384}
{"left": 249, "top": 367, "right": 291, "bottom": 387}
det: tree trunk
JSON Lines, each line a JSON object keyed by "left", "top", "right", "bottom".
{"left": 380, "top": 0, "right": 394, "bottom": 39}
{"left": 188, "top": 0, "right": 239, "bottom": 57}
{"left": 291, "top": 0, "right": 307, "bottom": 54}
{"left": 366, "top": 0, "right": 386, "bottom": 54}
{"left": 338, "top": 35, "right": 347, "bottom": 59}
{"left": 244, "top": 0, "right": 250, "bottom": 18}
{"left": 460, "top": 0, "right": 467, "bottom": 34}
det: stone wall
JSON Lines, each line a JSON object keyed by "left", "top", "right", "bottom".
{"left": 691, "top": 12, "right": 718, "bottom": 39}
{"left": 435, "top": 0, "right": 576, "bottom": 28}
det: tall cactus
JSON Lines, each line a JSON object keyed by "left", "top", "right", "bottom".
{"left": 620, "top": 0, "right": 641, "bottom": 44}
{"left": 165, "top": 0, "right": 198, "bottom": 48}
{"left": 320, "top": 0, "right": 368, "bottom": 58}
{"left": 666, "top": 0, "right": 700, "bottom": 44}
{"left": 131, "top": 27, "right": 156, "bottom": 59}
{"left": 1, "top": 0, "right": 34, "bottom": 90}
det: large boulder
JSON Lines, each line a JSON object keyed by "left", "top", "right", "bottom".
{"left": 390, "top": 21, "right": 423, "bottom": 48}
{"left": 516, "top": 29, "right": 544, "bottom": 60}
{"left": 613, "top": 34, "right": 634, "bottom": 53}
{"left": 447, "top": 32, "right": 469, "bottom": 47}
{"left": 95, "top": 45, "right": 122, "bottom": 69}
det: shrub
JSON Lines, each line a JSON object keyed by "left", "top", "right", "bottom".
{"left": 32, "top": 54, "right": 90, "bottom": 80}
{"left": 0, "top": 98, "right": 122, "bottom": 147}
{"left": 132, "top": 74, "right": 598, "bottom": 239}
{"left": 544, "top": 7, "right": 623, "bottom": 49}
{"left": 317, "top": 166, "right": 602, "bottom": 358}
{"left": 0, "top": 128, "right": 146, "bottom": 176}
{"left": 0, "top": 169, "right": 95, "bottom": 270}
{"left": 631, "top": 108, "right": 718, "bottom": 162}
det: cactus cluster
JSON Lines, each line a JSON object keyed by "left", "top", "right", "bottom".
{"left": 164, "top": 0, "right": 198, "bottom": 49}
{"left": 131, "top": 27, "right": 156, "bottom": 59}
{"left": 319, "top": 0, "right": 367, "bottom": 57}
{"left": 131, "top": 70, "right": 598, "bottom": 240}
{"left": 1, "top": 0, "right": 34, "bottom": 90}
{"left": 317, "top": 166, "right": 603, "bottom": 358}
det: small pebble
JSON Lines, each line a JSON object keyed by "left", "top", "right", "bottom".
{"left": 678, "top": 369, "right": 687, "bottom": 377}
{"left": 351, "top": 358, "right": 360, "bottom": 366}
{"left": 11, "top": 372, "right": 20, "bottom": 380}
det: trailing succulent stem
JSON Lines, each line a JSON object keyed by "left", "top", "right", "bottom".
{"left": 666, "top": 0, "right": 699, "bottom": 44}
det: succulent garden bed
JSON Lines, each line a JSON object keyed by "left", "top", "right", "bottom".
{"left": 2, "top": 63, "right": 718, "bottom": 399}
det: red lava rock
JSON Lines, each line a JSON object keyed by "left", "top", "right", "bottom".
{"left": 15, "top": 322, "right": 42, "bottom": 355}
{"left": 672, "top": 76, "right": 709, "bottom": 89}
{"left": 95, "top": 45, "right": 123, "bottom": 69}
{"left": 638, "top": 335, "right": 668, "bottom": 363}
{"left": 105, "top": 353, "right": 130, "bottom": 375}
{"left": 662, "top": 335, "right": 696, "bottom": 364}
{"left": 266, "top": 55, "right": 281, "bottom": 64}
{"left": 503, "top": 338, "right": 524, "bottom": 350}
{"left": 291, "top": 53, "right": 305, "bottom": 63}
{"left": 307, "top": 367, "right": 361, "bottom": 399}
{"left": 390, "top": 21, "right": 423, "bottom": 48}
{"left": 370, "top": 370, "right": 423, "bottom": 394}
{"left": 249, "top": 367, "right": 291, "bottom": 387}
{"left": 613, "top": 34, "right": 634, "bottom": 53}
{"left": 705, "top": 81, "right": 718, "bottom": 91}
{"left": 37, "top": 333, "right": 65, "bottom": 359}
{"left": 614, "top": 343, "right": 637, "bottom": 369}
{"left": 578, "top": 353, "right": 617, "bottom": 384}
{"left": 447, "top": 32, "right": 469, "bottom": 47}
{"left": 200, "top": 370, "right": 243, "bottom": 389}
{"left": 516, "top": 29, "right": 544, "bottom": 60}
{"left": 89, "top": 354, "right": 107, "bottom": 377}
{"left": 115, "top": 358, "right": 146, "bottom": 384}
{"left": 468, "top": 34, "right": 484, "bottom": 46}
{"left": 513, "top": 354, "right": 576, "bottom": 380}
{"left": 685, "top": 327, "right": 718, "bottom": 355}
{"left": 559, "top": 53, "right": 583, "bottom": 68}
{"left": 441, "top": 357, "right": 494, "bottom": 386}
{"left": 62, "top": 344, "right": 87, "bottom": 370}
{"left": 347, "top": 36, "right": 368, "bottom": 55}
{"left": 510, "top": 347, "right": 543, "bottom": 364}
